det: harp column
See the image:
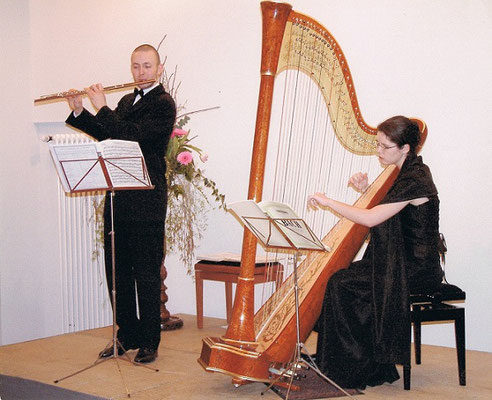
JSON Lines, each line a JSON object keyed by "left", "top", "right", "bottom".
{"left": 223, "top": 1, "right": 292, "bottom": 344}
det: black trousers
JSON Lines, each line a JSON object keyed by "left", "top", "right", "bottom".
{"left": 104, "top": 218, "right": 164, "bottom": 350}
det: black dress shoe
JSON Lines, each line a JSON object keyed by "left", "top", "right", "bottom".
{"left": 134, "top": 347, "right": 158, "bottom": 364}
{"left": 99, "top": 342, "right": 138, "bottom": 358}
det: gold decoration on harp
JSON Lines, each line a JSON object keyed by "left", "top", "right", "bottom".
{"left": 277, "top": 17, "right": 378, "bottom": 155}
{"left": 33, "top": 79, "right": 156, "bottom": 104}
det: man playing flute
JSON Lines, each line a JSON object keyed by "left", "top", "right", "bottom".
{"left": 65, "top": 44, "right": 176, "bottom": 364}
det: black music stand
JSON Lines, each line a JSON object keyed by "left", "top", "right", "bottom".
{"left": 49, "top": 142, "right": 159, "bottom": 397}
{"left": 228, "top": 202, "right": 355, "bottom": 399}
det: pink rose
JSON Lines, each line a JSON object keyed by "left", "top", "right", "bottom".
{"left": 199, "top": 153, "right": 209, "bottom": 162}
{"left": 177, "top": 151, "right": 193, "bottom": 165}
{"left": 171, "top": 128, "right": 188, "bottom": 138}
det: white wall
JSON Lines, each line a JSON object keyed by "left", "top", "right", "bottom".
{"left": 1, "top": 0, "right": 490, "bottom": 352}
{"left": 1, "top": 0, "right": 64, "bottom": 344}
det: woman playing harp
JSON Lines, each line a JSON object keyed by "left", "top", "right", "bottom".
{"left": 308, "top": 116, "right": 444, "bottom": 389}
{"left": 198, "top": 1, "right": 431, "bottom": 385}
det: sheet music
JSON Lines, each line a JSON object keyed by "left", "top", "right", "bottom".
{"left": 228, "top": 200, "right": 326, "bottom": 251}
{"left": 228, "top": 200, "right": 292, "bottom": 249}
{"left": 100, "top": 140, "right": 150, "bottom": 187}
{"left": 259, "top": 201, "right": 327, "bottom": 251}
{"left": 49, "top": 139, "right": 151, "bottom": 193}
{"left": 50, "top": 143, "right": 108, "bottom": 191}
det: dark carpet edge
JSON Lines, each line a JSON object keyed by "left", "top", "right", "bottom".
{"left": 0, "top": 374, "right": 109, "bottom": 400}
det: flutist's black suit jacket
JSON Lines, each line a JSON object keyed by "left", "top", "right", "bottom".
{"left": 66, "top": 84, "right": 176, "bottom": 223}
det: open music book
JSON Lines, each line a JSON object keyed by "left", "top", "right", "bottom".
{"left": 49, "top": 139, "right": 153, "bottom": 193}
{"left": 228, "top": 200, "right": 328, "bottom": 252}
{"left": 196, "top": 252, "right": 273, "bottom": 264}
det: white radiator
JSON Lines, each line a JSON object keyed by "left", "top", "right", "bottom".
{"left": 53, "top": 133, "right": 112, "bottom": 333}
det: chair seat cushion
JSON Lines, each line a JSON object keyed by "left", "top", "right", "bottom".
{"left": 410, "top": 282, "right": 466, "bottom": 303}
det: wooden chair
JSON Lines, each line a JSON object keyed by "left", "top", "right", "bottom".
{"left": 194, "top": 258, "right": 283, "bottom": 328}
{"left": 403, "top": 235, "right": 466, "bottom": 390}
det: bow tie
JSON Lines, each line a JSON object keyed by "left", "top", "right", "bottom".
{"left": 134, "top": 88, "right": 145, "bottom": 98}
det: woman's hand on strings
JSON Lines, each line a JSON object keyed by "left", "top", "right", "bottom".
{"left": 307, "top": 193, "right": 331, "bottom": 210}
{"left": 348, "top": 172, "right": 369, "bottom": 193}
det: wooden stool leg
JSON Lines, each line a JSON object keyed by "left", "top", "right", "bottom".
{"left": 455, "top": 309, "right": 466, "bottom": 386}
{"left": 225, "top": 282, "right": 233, "bottom": 324}
{"left": 195, "top": 271, "right": 204, "bottom": 328}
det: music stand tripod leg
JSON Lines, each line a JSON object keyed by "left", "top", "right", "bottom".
{"left": 53, "top": 191, "right": 158, "bottom": 397}
{"left": 262, "top": 252, "right": 357, "bottom": 400}
{"left": 260, "top": 252, "right": 305, "bottom": 398}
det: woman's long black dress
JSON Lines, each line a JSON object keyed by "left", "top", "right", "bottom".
{"left": 314, "top": 154, "right": 444, "bottom": 389}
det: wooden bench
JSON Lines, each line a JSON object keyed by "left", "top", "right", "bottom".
{"left": 194, "top": 259, "right": 283, "bottom": 328}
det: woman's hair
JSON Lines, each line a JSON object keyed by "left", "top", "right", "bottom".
{"left": 377, "top": 115, "right": 421, "bottom": 154}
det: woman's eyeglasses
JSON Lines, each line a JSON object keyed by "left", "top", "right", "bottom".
{"left": 376, "top": 142, "right": 397, "bottom": 150}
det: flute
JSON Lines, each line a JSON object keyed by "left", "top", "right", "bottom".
{"left": 34, "top": 79, "right": 156, "bottom": 104}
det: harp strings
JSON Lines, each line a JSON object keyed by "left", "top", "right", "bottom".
{"left": 258, "top": 20, "right": 382, "bottom": 308}
{"left": 270, "top": 23, "right": 351, "bottom": 235}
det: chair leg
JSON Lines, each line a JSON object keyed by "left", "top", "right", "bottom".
{"left": 455, "top": 309, "right": 466, "bottom": 386}
{"left": 403, "top": 364, "right": 411, "bottom": 390}
{"left": 413, "top": 305, "right": 422, "bottom": 364}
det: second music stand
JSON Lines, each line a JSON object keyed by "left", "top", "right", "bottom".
{"left": 228, "top": 201, "right": 355, "bottom": 399}
{"left": 262, "top": 249, "right": 356, "bottom": 400}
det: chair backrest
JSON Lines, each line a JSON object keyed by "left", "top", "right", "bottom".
{"left": 410, "top": 233, "right": 466, "bottom": 303}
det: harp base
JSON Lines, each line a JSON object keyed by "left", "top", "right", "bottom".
{"left": 197, "top": 336, "right": 272, "bottom": 383}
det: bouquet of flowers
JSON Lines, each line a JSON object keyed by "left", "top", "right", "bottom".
{"left": 165, "top": 114, "right": 226, "bottom": 275}
{"left": 156, "top": 46, "right": 226, "bottom": 275}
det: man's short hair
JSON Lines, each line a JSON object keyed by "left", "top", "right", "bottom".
{"left": 132, "top": 44, "right": 161, "bottom": 64}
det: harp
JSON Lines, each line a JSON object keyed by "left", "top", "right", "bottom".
{"left": 198, "top": 1, "right": 427, "bottom": 384}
